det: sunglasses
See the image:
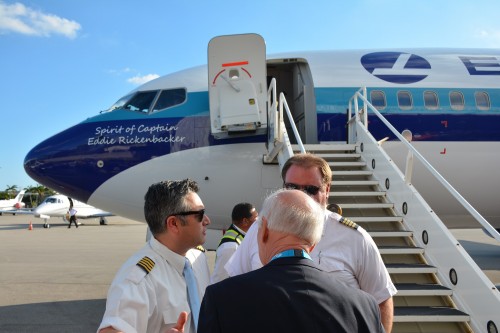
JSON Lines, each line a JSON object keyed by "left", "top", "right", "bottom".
{"left": 170, "top": 209, "right": 205, "bottom": 222}
{"left": 284, "top": 183, "right": 322, "bottom": 196}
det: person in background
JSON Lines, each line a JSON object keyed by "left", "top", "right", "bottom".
{"left": 68, "top": 206, "right": 78, "bottom": 228}
{"left": 98, "top": 179, "right": 211, "bottom": 333}
{"left": 225, "top": 153, "right": 396, "bottom": 333}
{"left": 210, "top": 202, "right": 258, "bottom": 284}
{"left": 199, "top": 189, "right": 384, "bottom": 333}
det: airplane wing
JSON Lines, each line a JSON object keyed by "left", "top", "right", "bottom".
{"left": 78, "top": 212, "right": 114, "bottom": 219}
{"left": 0, "top": 208, "right": 34, "bottom": 215}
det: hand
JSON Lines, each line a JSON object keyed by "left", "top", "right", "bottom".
{"left": 98, "top": 327, "right": 121, "bottom": 333}
{"left": 166, "top": 311, "right": 188, "bottom": 333}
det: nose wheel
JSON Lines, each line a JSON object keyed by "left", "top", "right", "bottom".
{"left": 43, "top": 219, "right": 50, "bottom": 228}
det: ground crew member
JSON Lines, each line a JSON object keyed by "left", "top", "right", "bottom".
{"left": 210, "top": 202, "right": 258, "bottom": 284}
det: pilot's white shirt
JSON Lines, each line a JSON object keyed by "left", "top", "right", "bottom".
{"left": 98, "top": 237, "right": 210, "bottom": 333}
{"left": 210, "top": 224, "right": 246, "bottom": 284}
{"left": 225, "top": 210, "right": 397, "bottom": 304}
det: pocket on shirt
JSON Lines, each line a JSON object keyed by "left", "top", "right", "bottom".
{"left": 163, "top": 302, "right": 190, "bottom": 326}
{"left": 316, "top": 257, "right": 345, "bottom": 272}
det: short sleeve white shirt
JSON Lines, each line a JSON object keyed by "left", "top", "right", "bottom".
{"left": 98, "top": 237, "right": 210, "bottom": 333}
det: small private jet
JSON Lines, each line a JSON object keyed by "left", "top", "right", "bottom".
{"left": 33, "top": 194, "right": 113, "bottom": 228}
{"left": 0, "top": 190, "right": 26, "bottom": 215}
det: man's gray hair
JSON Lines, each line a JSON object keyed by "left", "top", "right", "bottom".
{"left": 258, "top": 189, "right": 324, "bottom": 245}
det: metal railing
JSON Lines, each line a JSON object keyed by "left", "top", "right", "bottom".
{"left": 264, "top": 78, "right": 305, "bottom": 166}
{"left": 348, "top": 87, "right": 500, "bottom": 243}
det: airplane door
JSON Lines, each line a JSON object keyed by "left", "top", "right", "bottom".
{"left": 208, "top": 33, "right": 267, "bottom": 138}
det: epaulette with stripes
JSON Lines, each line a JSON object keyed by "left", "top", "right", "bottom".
{"left": 196, "top": 245, "right": 206, "bottom": 253}
{"left": 339, "top": 217, "right": 359, "bottom": 230}
{"left": 136, "top": 256, "right": 155, "bottom": 274}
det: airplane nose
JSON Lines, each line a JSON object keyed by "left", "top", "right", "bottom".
{"left": 23, "top": 121, "right": 135, "bottom": 203}
{"left": 24, "top": 124, "right": 96, "bottom": 202}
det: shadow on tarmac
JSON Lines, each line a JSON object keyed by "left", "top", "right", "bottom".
{"left": 0, "top": 299, "right": 106, "bottom": 333}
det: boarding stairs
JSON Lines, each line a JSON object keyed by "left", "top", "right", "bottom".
{"left": 264, "top": 82, "right": 500, "bottom": 333}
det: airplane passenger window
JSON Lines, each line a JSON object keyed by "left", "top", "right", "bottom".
{"left": 370, "top": 90, "right": 386, "bottom": 110}
{"left": 475, "top": 91, "right": 490, "bottom": 111}
{"left": 450, "top": 91, "right": 465, "bottom": 110}
{"left": 397, "top": 91, "right": 413, "bottom": 110}
{"left": 424, "top": 91, "right": 439, "bottom": 110}
{"left": 124, "top": 90, "right": 159, "bottom": 113}
{"left": 152, "top": 88, "right": 187, "bottom": 112}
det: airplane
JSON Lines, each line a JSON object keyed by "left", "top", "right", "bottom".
{"left": 33, "top": 194, "right": 113, "bottom": 228}
{"left": 23, "top": 33, "right": 500, "bottom": 234}
{"left": 0, "top": 190, "right": 26, "bottom": 215}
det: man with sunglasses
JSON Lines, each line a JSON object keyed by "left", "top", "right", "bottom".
{"left": 98, "top": 179, "right": 211, "bottom": 333}
{"left": 225, "top": 153, "right": 396, "bottom": 333}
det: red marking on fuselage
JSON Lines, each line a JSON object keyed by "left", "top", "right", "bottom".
{"left": 222, "top": 61, "right": 249, "bottom": 67}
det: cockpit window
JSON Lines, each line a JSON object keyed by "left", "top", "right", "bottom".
{"left": 106, "top": 93, "right": 134, "bottom": 112}
{"left": 124, "top": 91, "right": 159, "bottom": 113}
{"left": 44, "top": 198, "right": 57, "bottom": 203}
{"left": 152, "top": 88, "right": 186, "bottom": 112}
{"left": 106, "top": 88, "right": 187, "bottom": 113}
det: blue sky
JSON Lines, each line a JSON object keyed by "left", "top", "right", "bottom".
{"left": 1, "top": 0, "right": 500, "bottom": 191}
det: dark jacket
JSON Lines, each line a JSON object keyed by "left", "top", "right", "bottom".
{"left": 198, "top": 256, "right": 385, "bottom": 333}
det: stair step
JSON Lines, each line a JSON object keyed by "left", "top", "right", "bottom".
{"left": 386, "top": 263, "right": 438, "bottom": 274}
{"left": 394, "top": 283, "right": 453, "bottom": 296}
{"left": 394, "top": 306, "right": 470, "bottom": 322}
{"left": 315, "top": 153, "right": 361, "bottom": 159}
{"left": 348, "top": 216, "right": 403, "bottom": 223}
{"left": 378, "top": 246, "right": 424, "bottom": 255}
{"left": 369, "top": 230, "right": 413, "bottom": 237}
{"left": 340, "top": 203, "right": 394, "bottom": 209}
{"left": 296, "top": 144, "right": 357, "bottom": 152}
{"left": 332, "top": 180, "right": 380, "bottom": 186}
{"left": 334, "top": 170, "right": 373, "bottom": 176}
{"left": 330, "top": 191, "right": 386, "bottom": 197}
{"left": 329, "top": 161, "right": 366, "bottom": 167}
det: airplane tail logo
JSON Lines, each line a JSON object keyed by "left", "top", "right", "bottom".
{"left": 361, "top": 52, "right": 431, "bottom": 84}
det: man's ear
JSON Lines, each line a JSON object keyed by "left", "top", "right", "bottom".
{"left": 166, "top": 215, "right": 179, "bottom": 233}
{"left": 260, "top": 217, "right": 269, "bottom": 243}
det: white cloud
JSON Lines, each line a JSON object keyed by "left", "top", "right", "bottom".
{"left": 475, "top": 29, "right": 500, "bottom": 47}
{"left": 0, "top": 2, "right": 81, "bottom": 38}
{"left": 108, "top": 67, "right": 133, "bottom": 75}
{"left": 127, "top": 74, "right": 160, "bottom": 85}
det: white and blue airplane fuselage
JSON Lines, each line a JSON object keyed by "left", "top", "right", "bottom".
{"left": 24, "top": 47, "right": 500, "bottom": 230}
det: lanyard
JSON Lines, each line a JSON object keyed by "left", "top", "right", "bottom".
{"left": 271, "top": 249, "right": 312, "bottom": 262}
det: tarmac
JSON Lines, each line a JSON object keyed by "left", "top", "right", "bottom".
{"left": 0, "top": 214, "right": 499, "bottom": 332}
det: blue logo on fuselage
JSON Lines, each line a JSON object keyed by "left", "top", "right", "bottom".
{"left": 361, "top": 52, "right": 431, "bottom": 84}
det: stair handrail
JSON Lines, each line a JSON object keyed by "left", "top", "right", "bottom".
{"left": 264, "top": 78, "right": 305, "bottom": 166}
{"left": 348, "top": 87, "right": 500, "bottom": 243}
{"left": 279, "top": 92, "right": 306, "bottom": 154}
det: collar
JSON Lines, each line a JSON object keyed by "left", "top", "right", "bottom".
{"left": 150, "top": 237, "right": 186, "bottom": 276}
{"left": 232, "top": 223, "right": 246, "bottom": 236}
{"left": 270, "top": 249, "right": 312, "bottom": 262}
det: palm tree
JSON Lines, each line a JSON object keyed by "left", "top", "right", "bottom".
{"left": 5, "top": 185, "right": 18, "bottom": 199}
{"left": 25, "top": 185, "right": 40, "bottom": 207}
{"left": 24, "top": 185, "right": 56, "bottom": 207}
